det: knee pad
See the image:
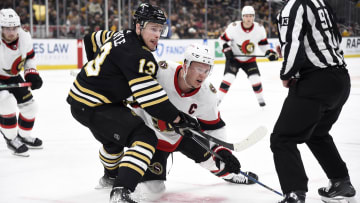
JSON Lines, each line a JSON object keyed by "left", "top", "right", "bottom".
{"left": 0, "top": 92, "right": 17, "bottom": 115}
{"left": 18, "top": 99, "right": 38, "bottom": 119}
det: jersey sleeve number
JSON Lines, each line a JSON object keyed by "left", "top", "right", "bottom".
{"left": 138, "top": 59, "right": 156, "bottom": 75}
{"left": 84, "top": 42, "right": 112, "bottom": 76}
{"left": 318, "top": 8, "right": 332, "bottom": 30}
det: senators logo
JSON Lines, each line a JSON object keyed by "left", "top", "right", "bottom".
{"left": 209, "top": 83, "right": 217, "bottom": 94}
{"left": 158, "top": 60, "right": 168, "bottom": 69}
{"left": 239, "top": 40, "right": 255, "bottom": 55}
{"left": 149, "top": 162, "right": 163, "bottom": 175}
{"left": 3, "top": 56, "right": 25, "bottom": 75}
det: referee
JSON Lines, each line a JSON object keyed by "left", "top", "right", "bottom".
{"left": 271, "top": 0, "right": 356, "bottom": 202}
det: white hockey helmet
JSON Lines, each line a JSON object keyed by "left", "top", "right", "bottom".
{"left": 0, "top": 8, "right": 21, "bottom": 27}
{"left": 242, "top": 6, "right": 255, "bottom": 18}
{"left": 184, "top": 44, "right": 214, "bottom": 69}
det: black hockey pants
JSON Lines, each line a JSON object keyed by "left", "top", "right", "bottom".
{"left": 70, "top": 103, "right": 157, "bottom": 191}
{"left": 270, "top": 67, "right": 351, "bottom": 193}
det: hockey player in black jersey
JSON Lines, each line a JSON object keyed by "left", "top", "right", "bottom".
{"left": 272, "top": 1, "right": 356, "bottom": 203}
{"left": 67, "top": 3, "right": 199, "bottom": 203}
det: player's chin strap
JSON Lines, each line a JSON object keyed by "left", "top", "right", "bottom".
{"left": 188, "top": 130, "right": 283, "bottom": 197}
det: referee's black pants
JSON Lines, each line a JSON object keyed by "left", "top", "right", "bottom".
{"left": 270, "top": 67, "right": 351, "bottom": 193}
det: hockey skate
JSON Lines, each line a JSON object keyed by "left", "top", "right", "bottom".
{"left": 110, "top": 187, "right": 137, "bottom": 203}
{"left": 278, "top": 191, "right": 306, "bottom": 203}
{"left": 3, "top": 135, "right": 29, "bottom": 157}
{"left": 95, "top": 174, "right": 115, "bottom": 189}
{"left": 318, "top": 177, "right": 356, "bottom": 203}
{"left": 224, "top": 171, "right": 258, "bottom": 184}
{"left": 17, "top": 135, "right": 43, "bottom": 149}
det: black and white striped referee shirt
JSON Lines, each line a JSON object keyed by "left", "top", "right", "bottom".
{"left": 277, "top": 0, "right": 345, "bottom": 80}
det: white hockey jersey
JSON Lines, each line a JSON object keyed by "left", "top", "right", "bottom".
{"left": 131, "top": 60, "right": 226, "bottom": 152}
{"left": 0, "top": 28, "right": 36, "bottom": 78}
{"left": 219, "top": 21, "right": 270, "bottom": 63}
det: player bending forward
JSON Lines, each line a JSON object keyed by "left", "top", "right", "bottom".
{"left": 96, "top": 44, "right": 257, "bottom": 201}
{"left": 217, "top": 5, "right": 278, "bottom": 107}
{"left": 0, "top": 8, "right": 43, "bottom": 157}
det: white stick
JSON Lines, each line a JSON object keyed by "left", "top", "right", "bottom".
{"left": 189, "top": 126, "right": 267, "bottom": 152}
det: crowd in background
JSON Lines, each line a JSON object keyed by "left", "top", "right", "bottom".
{"left": 1, "top": 0, "right": 359, "bottom": 39}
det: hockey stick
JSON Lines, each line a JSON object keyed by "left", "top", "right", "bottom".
{"left": 0, "top": 82, "right": 32, "bottom": 90}
{"left": 189, "top": 126, "right": 267, "bottom": 152}
{"left": 190, "top": 133, "right": 283, "bottom": 197}
{"left": 234, "top": 54, "right": 267, "bottom": 57}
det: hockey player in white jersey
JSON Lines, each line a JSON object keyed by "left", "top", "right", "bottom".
{"left": 0, "top": 8, "right": 43, "bottom": 157}
{"left": 217, "top": 5, "right": 279, "bottom": 107}
{"left": 125, "top": 44, "right": 258, "bottom": 201}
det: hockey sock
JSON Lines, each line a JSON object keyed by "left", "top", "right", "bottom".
{"left": 248, "top": 74, "right": 265, "bottom": 103}
{"left": 18, "top": 113, "right": 35, "bottom": 138}
{"left": 0, "top": 113, "right": 18, "bottom": 140}
{"left": 99, "top": 146, "right": 123, "bottom": 178}
{"left": 218, "top": 73, "right": 236, "bottom": 102}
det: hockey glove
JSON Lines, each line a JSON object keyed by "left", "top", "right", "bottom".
{"left": 265, "top": 49, "right": 279, "bottom": 61}
{"left": 212, "top": 145, "right": 240, "bottom": 174}
{"left": 223, "top": 44, "right": 237, "bottom": 67}
{"left": 172, "top": 112, "right": 200, "bottom": 137}
{"left": 24, "top": 68, "right": 43, "bottom": 90}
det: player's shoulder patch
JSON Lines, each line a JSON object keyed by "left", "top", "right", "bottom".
{"left": 158, "top": 60, "right": 168, "bottom": 69}
{"left": 209, "top": 83, "right": 217, "bottom": 94}
{"left": 231, "top": 22, "right": 237, "bottom": 27}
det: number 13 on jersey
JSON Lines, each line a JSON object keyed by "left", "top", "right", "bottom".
{"left": 84, "top": 42, "right": 112, "bottom": 76}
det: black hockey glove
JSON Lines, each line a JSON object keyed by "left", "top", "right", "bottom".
{"left": 24, "top": 68, "right": 43, "bottom": 90}
{"left": 212, "top": 145, "right": 240, "bottom": 174}
{"left": 265, "top": 49, "right": 279, "bottom": 61}
{"left": 223, "top": 44, "right": 237, "bottom": 67}
{"left": 172, "top": 112, "right": 200, "bottom": 137}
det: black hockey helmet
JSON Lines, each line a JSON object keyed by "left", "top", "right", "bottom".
{"left": 133, "top": 3, "right": 168, "bottom": 37}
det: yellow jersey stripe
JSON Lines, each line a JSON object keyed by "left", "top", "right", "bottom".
{"left": 104, "top": 165, "right": 119, "bottom": 170}
{"left": 131, "top": 141, "right": 155, "bottom": 153}
{"left": 140, "top": 96, "right": 169, "bottom": 108}
{"left": 74, "top": 80, "right": 111, "bottom": 103}
{"left": 124, "top": 151, "right": 150, "bottom": 165}
{"left": 133, "top": 85, "right": 162, "bottom": 98}
{"left": 102, "top": 30, "right": 108, "bottom": 44}
{"left": 119, "top": 163, "right": 144, "bottom": 176}
{"left": 101, "top": 147, "right": 123, "bottom": 157}
{"left": 68, "top": 91, "right": 101, "bottom": 107}
{"left": 129, "top": 76, "right": 153, "bottom": 86}
{"left": 91, "top": 32, "right": 97, "bottom": 53}
{"left": 99, "top": 154, "right": 122, "bottom": 164}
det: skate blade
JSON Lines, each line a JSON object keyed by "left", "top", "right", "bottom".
{"left": 12, "top": 151, "right": 30, "bottom": 157}
{"left": 27, "top": 145, "right": 43, "bottom": 149}
{"left": 321, "top": 196, "right": 356, "bottom": 203}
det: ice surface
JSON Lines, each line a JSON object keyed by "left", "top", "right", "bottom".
{"left": 1, "top": 58, "right": 359, "bottom": 203}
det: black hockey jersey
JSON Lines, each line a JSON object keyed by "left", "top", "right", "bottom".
{"left": 67, "top": 29, "right": 179, "bottom": 123}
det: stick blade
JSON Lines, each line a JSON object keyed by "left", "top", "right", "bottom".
{"left": 233, "top": 126, "right": 267, "bottom": 152}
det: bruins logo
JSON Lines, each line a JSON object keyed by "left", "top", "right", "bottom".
{"left": 148, "top": 162, "right": 163, "bottom": 175}
{"left": 209, "top": 83, "right": 217, "bottom": 94}
{"left": 158, "top": 61, "right": 168, "bottom": 69}
{"left": 239, "top": 40, "right": 255, "bottom": 54}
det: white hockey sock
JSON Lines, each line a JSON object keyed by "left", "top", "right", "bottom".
{"left": 248, "top": 74, "right": 265, "bottom": 103}
{"left": 218, "top": 73, "right": 236, "bottom": 103}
